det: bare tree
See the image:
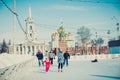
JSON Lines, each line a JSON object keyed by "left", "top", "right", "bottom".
{"left": 76, "top": 26, "right": 91, "bottom": 54}
{"left": 91, "top": 37, "right": 104, "bottom": 46}
{"left": 96, "top": 37, "right": 104, "bottom": 46}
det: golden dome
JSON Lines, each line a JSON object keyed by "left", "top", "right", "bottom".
{"left": 58, "top": 26, "right": 64, "bottom": 33}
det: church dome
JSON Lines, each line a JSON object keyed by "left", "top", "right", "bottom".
{"left": 60, "top": 31, "right": 65, "bottom": 37}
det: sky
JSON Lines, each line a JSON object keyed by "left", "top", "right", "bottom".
{"left": 0, "top": 0, "right": 120, "bottom": 44}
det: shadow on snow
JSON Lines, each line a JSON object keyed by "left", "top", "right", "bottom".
{"left": 91, "top": 74, "right": 120, "bottom": 79}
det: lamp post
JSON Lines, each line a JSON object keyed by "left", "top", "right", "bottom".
{"left": 95, "top": 32, "right": 98, "bottom": 54}
{"left": 75, "top": 42, "right": 78, "bottom": 53}
{"left": 116, "top": 23, "right": 119, "bottom": 40}
{"left": 111, "top": 16, "right": 119, "bottom": 40}
{"left": 107, "top": 30, "right": 110, "bottom": 41}
{"left": 13, "top": 0, "right": 16, "bottom": 54}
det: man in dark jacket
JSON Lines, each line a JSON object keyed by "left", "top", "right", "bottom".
{"left": 36, "top": 50, "right": 44, "bottom": 67}
{"left": 63, "top": 51, "right": 70, "bottom": 66}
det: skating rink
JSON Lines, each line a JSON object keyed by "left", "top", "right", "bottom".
{"left": 11, "top": 56, "right": 120, "bottom": 80}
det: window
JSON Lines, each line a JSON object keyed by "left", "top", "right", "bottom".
{"left": 30, "top": 34, "right": 32, "bottom": 37}
{"left": 30, "top": 26, "right": 32, "bottom": 30}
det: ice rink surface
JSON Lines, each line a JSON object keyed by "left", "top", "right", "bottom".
{"left": 12, "top": 57, "right": 120, "bottom": 80}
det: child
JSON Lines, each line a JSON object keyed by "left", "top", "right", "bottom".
{"left": 43, "top": 58, "right": 51, "bottom": 72}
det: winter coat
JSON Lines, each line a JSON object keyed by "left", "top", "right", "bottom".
{"left": 44, "top": 60, "right": 51, "bottom": 67}
{"left": 49, "top": 52, "right": 55, "bottom": 59}
{"left": 36, "top": 52, "right": 43, "bottom": 60}
{"left": 64, "top": 52, "right": 70, "bottom": 59}
{"left": 57, "top": 51, "right": 64, "bottom": 63}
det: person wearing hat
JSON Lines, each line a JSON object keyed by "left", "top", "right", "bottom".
{"left": 36, "top": 50, "right": 44, "bottom": 67}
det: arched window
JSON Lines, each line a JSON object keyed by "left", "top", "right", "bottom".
{"left": 30, "top": 33, "right": 32, "bottom": 37}
{"left": 30, "top": 26, "right": 32, "bottom": 30}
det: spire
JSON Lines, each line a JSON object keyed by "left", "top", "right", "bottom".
{"left": 29, "top": 6, "right": 32, "bottom": 19}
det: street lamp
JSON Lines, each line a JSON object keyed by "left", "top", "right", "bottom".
{"left": 13, "top": 0, "right": 16, "bottom": 54}
{"left": 107, "top": 30, "right": 110, "bottom": 41}
{"left": 116, "top": 23, "right": 119, "bottom": 40}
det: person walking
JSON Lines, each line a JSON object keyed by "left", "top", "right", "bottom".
{"left": 57, "top": 48, "right": 64, "bottom": 72}
{"left": 43, "top": 58, "right": 51, "bottom": 72}
{"left": 49, "top": 50, "right": 55, "bottom": 65}
{"left": 63, "top": 51, "right": 70, "bottom": 66}
{"left": 36, "top": 50, "right": 44, "bottom": 67}
{"left": 44, "top": 50, "right": 49, "bottom": 59}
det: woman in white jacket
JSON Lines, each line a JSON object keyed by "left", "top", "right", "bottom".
{"left": 49, "top": 50, "right": 55, "bottom": 65}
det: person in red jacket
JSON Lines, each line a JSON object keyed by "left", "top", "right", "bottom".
{"left": 43, "top": 58, "right": 51, "bottom": 72}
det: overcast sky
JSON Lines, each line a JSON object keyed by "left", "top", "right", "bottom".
{"left": 0, "top": 0, "right": 120, "bottom": 44}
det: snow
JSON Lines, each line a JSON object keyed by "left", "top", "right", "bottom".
{"left": 0, "top": 53, "right": 33, "bottom": 69}
{"left": 10, "top": 57, "right": 120, "bottom": 80}
{"left": 0, "top": 54, "right": 120, "bottom": 80}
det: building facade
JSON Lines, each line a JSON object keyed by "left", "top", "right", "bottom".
{"left": 9, "top": 7, "right": 50, "bottom": 55}
{"left": 51, "top": 25, "right": 75, "bottom": 53}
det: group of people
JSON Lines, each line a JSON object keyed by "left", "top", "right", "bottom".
{"left": 36, "top": 48, "right": 70, "bottom": 73}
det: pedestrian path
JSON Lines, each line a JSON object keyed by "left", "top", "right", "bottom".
{"left": 11, "top": 57, "right": 120, "bottom": 80}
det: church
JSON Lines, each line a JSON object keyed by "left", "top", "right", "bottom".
{"left": 9, "top": 7, "right": 50, "bottom": 55}
{"left": 51, "top": 24, "right": 75, "bottom": 53}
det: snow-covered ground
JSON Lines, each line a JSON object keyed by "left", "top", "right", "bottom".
{"left": 0, "top": 54, "right": 120, "bottom": 80}
{"left": 0, "top": 53, "right": 34, "bottom": 80}
{"left": 11, "top": 57, "right": 120, "bottom": 80}
{"left": 0, "top": 53, "right": 33, "bottom": 69}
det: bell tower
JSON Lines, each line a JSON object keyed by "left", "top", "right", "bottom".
{"left": 25, "top": 7, "right": 36, "bottom": 42}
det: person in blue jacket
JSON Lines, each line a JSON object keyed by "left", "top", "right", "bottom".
{"left": 63, "top": 51, "right": 70, "bottom": 66}
{"left": 36, "top": 50, "right": 44, "bottom": 67}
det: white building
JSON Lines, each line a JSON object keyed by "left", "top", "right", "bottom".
{"left": 9, "top": 7, "right": 50, "bottom": 55}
